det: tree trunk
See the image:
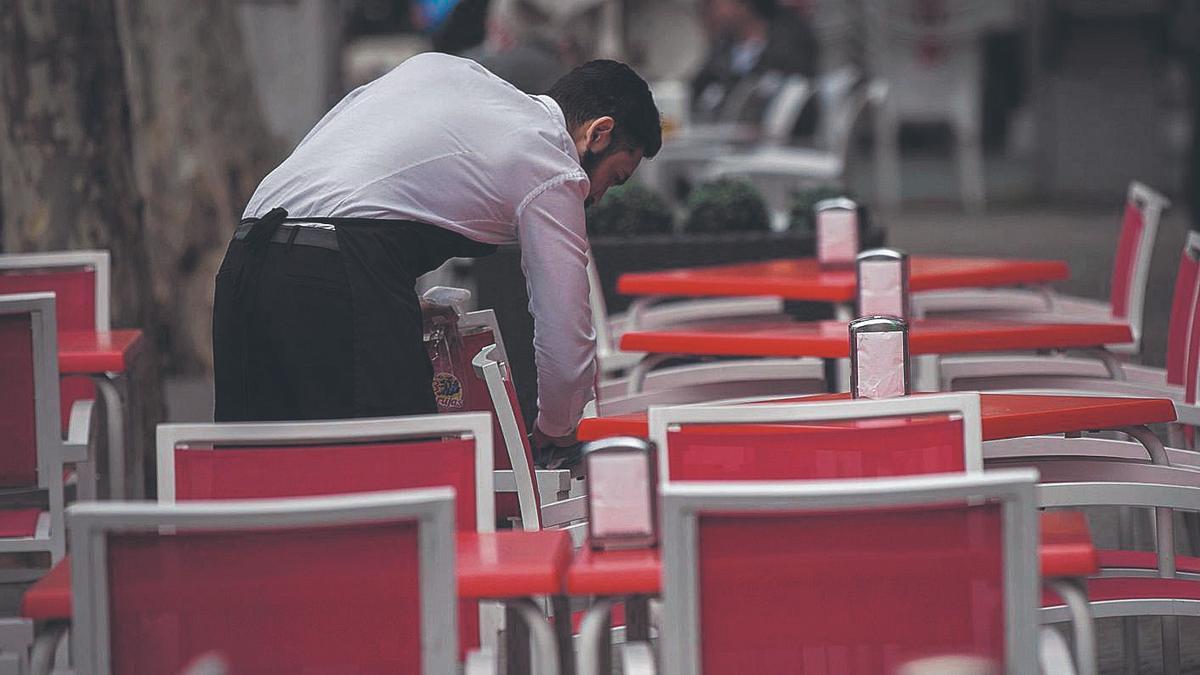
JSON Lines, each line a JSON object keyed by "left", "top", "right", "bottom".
{"left": 0, "top": 0, "right": 163, "bottom": 497}
{"left": 1, "top": 0, "right": 279, "bottom": 374}
{"left": 0, "top": 0, "right": 279, "bottom": 495}
{"left": 113, "top": 0, "right": 280, "bottom": 376}
{"left": 0, "top": 1, "right": 155, "bottom": 323}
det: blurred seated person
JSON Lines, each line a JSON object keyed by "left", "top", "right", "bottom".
{"left": 461, "top": 0, "right": 570, "bottom": 94}
{"left": 691, "top": 0, "right": 819, "bottom": 125}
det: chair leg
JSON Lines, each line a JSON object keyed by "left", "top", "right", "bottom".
{"left": 551, "top": 596, "right": 574, "bottom": 675}
{"left": 578, "top": 598, "right": 615, "bottom": 675}
{"left": 93, "top": 377, "right": 125, "bottom": 500}
{"left": 1045, "top": 579, "right": 1097, "bottom": 675}
{"left": 0, "top": 619, "right": 31, "bottom": 675}
{"left": 503, "top": 603, "right": 530, "bottom": 675}
{"left": 29, "top": 622, "right": 66, "bottom": 675}
{"left": 626, "top": 595, "right": 651, "bottom": 642}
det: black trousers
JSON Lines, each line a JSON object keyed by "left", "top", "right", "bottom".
{"left": 212, "top": 218, "right": 495, "bottom": 423}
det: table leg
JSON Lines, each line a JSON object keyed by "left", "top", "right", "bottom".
{"left": 505, "top": 603, "right": 530, "bottom": 675}
{"left": 551, "top": 595, "right": 575, "bottom": 675}
{"left": 625, "top": 595, "right": 650, "bottom": 642}
{"left": 92, "top": 376, "right": 125, "bottom": 500}
{"left": 505, "top": 599, "right": 560, "bottom": 675}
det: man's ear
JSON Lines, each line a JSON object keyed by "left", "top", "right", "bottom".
{"left": 584, "top": 116, "right": 616, "bottom": 154}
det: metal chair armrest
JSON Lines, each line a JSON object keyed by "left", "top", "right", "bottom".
{"left": 1038, "top": 625, "right": 1079, "bottom": 675}
{"left": 61, "top": 400, "right": 94, "bottom": 463}
{"left": 617, "top": 296, "right": 785, "bottom": 334}
{"left": 541, "top": 496, "right": 586, "bottom": 528}
{"left": 494, "top": 469, "right": 573, "bottom": 504}
{"left": 464, "top": 648, "right": 498, "bottom": 675}
{"left": 620, "top": 642, "right": 657, "bottom": 675}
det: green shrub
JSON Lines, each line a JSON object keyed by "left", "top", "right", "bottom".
{"left": 683, "top": 178, "right": 771, "bottom": 234}
{"left": 585, "top": 184, "right": 675, "bottom": 237}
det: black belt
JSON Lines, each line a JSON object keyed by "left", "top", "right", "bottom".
{"left": 234, "top": 221, "right": 339, "bottom": 252}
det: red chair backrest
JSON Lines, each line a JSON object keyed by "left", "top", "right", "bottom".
{"left": 457, "top": 327, "right": 542, "bottom": 523}
{"left": 1110, "top": 199, "right": 1149, "bottom": 320}
{"left": 105, "top": 519, "right": 423, "bottom": 674}
{"left": 0, "top": 268, "right": 96, "bottom": 332}
{"left": 1166, "top": 234, "right": 1200, "bottom": 386}
{"left": 0, "top": 266, "right": 100, "bottom": 431}
{"left": 169, "top": 437, "right": 480, "bottom": 652}
{"left": 0, "top": 312, "right": 39, "bottom": 487}
{"left": 172, "top": 439, "right": 479, "bottom": 531}
{"left": 696, "top": 502, "right": 1006, "bottom": 672}
{"left": 666, "top": 414, "right": 967, "bottom": 481}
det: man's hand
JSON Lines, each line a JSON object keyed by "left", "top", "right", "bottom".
{"left": 530, "top": 423, "right": 577, "bottom": 451}
{"left": 530, "top": 423, "right": 584, "bottom": 473}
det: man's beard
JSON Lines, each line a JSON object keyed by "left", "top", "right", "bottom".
{"left": 581, "top": 147, "right": 608, "bottom": 208}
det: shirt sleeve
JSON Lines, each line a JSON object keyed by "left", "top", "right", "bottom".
{"left": 516, "top": 173, "right": 597, "bottom": 437}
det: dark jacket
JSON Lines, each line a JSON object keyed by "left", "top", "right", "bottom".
{"left": 691, "top": 12, "right": 819, "bottom": 124}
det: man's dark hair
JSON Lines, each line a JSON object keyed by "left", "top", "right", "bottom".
{"left": 547, "top": 60, "right": 662, "bottom": 158}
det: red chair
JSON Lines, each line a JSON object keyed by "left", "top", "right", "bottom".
{"left": 0, "top": 293, "right": 90, "bottom": 563}
{"left": 943, "top": 229, "right": 1200, "bottom": 398}
{"left": 646, "top": 392, "right": 984, "bottom": 483}
{"left": 153, "top": 412, "right": 497, "bottom": 657}
{"left": 637, "top": 393, "right": 1101, "bottom": 674}
{"left": 66, "top": 488, "right": 486, "bottom": 674}
{"left": 990, "top": 458, "right": 1200, "bottom": 675}
{"left": 0, "top": 251, "right": 118, "bottom": 497}
{"left": 627, "top": 470, "right": 1048, "bottom": 674}
{"left": 460, "top": 310, "right": 582, "bottom": 536}
{"left": 916, "top": 181, "right": 1171, "bottom": 356}
{"left": 0, "top": 293, "right": 93, "bottom": 674}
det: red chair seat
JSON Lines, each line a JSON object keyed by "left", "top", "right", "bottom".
{"left": 1043, "top": 576, "right": 1200, "bottom": 607}
{"left": 0, "top": 509, "right": 42, "bottom": 538}
{"left": 21, "top": 557, "right": 70, "bottom": 621}
{"left": 1095, "top": 550, "right": 1200, "bottom": 576}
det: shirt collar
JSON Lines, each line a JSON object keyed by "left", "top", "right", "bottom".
{"left": 535, "top": 94, "right": 581, "bottom": 165}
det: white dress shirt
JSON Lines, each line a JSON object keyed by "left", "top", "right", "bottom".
{"left": 244, "top": 52, "right": 596, "bottom": 436}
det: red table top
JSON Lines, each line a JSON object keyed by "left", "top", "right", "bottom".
{"left": 457, "top": 530, "right": 573, "bottom": 599}
{"left": 565, "top": 511, "right": 1097, "bottom": 596}
{"left": 58, "top": 329, "right": 144, "bottom": 374}
{"left": 22, "top": 530, "right": 574, "bottom": 621}
{"left": 617, "top": 257, "right": 1070, "bottom": 303}
{"left": 579, "top": 392, "right": 1176, "bottom": 441}
{"left": 619, "top": 318, "right": 1133, "bottom": 359}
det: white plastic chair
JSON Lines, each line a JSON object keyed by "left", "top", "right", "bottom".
{"left": 586, "top": 252, "right": 826, "bottom": 408}
{"left": 863, "top": 0, "right": 1008, "bottom": 212}
{"left": 699, "top": 79, "right": 888, "bottom": 230}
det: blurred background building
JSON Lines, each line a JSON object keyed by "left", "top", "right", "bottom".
{"left": 237, "top": 0, "right": 1196, "bottom": 205}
